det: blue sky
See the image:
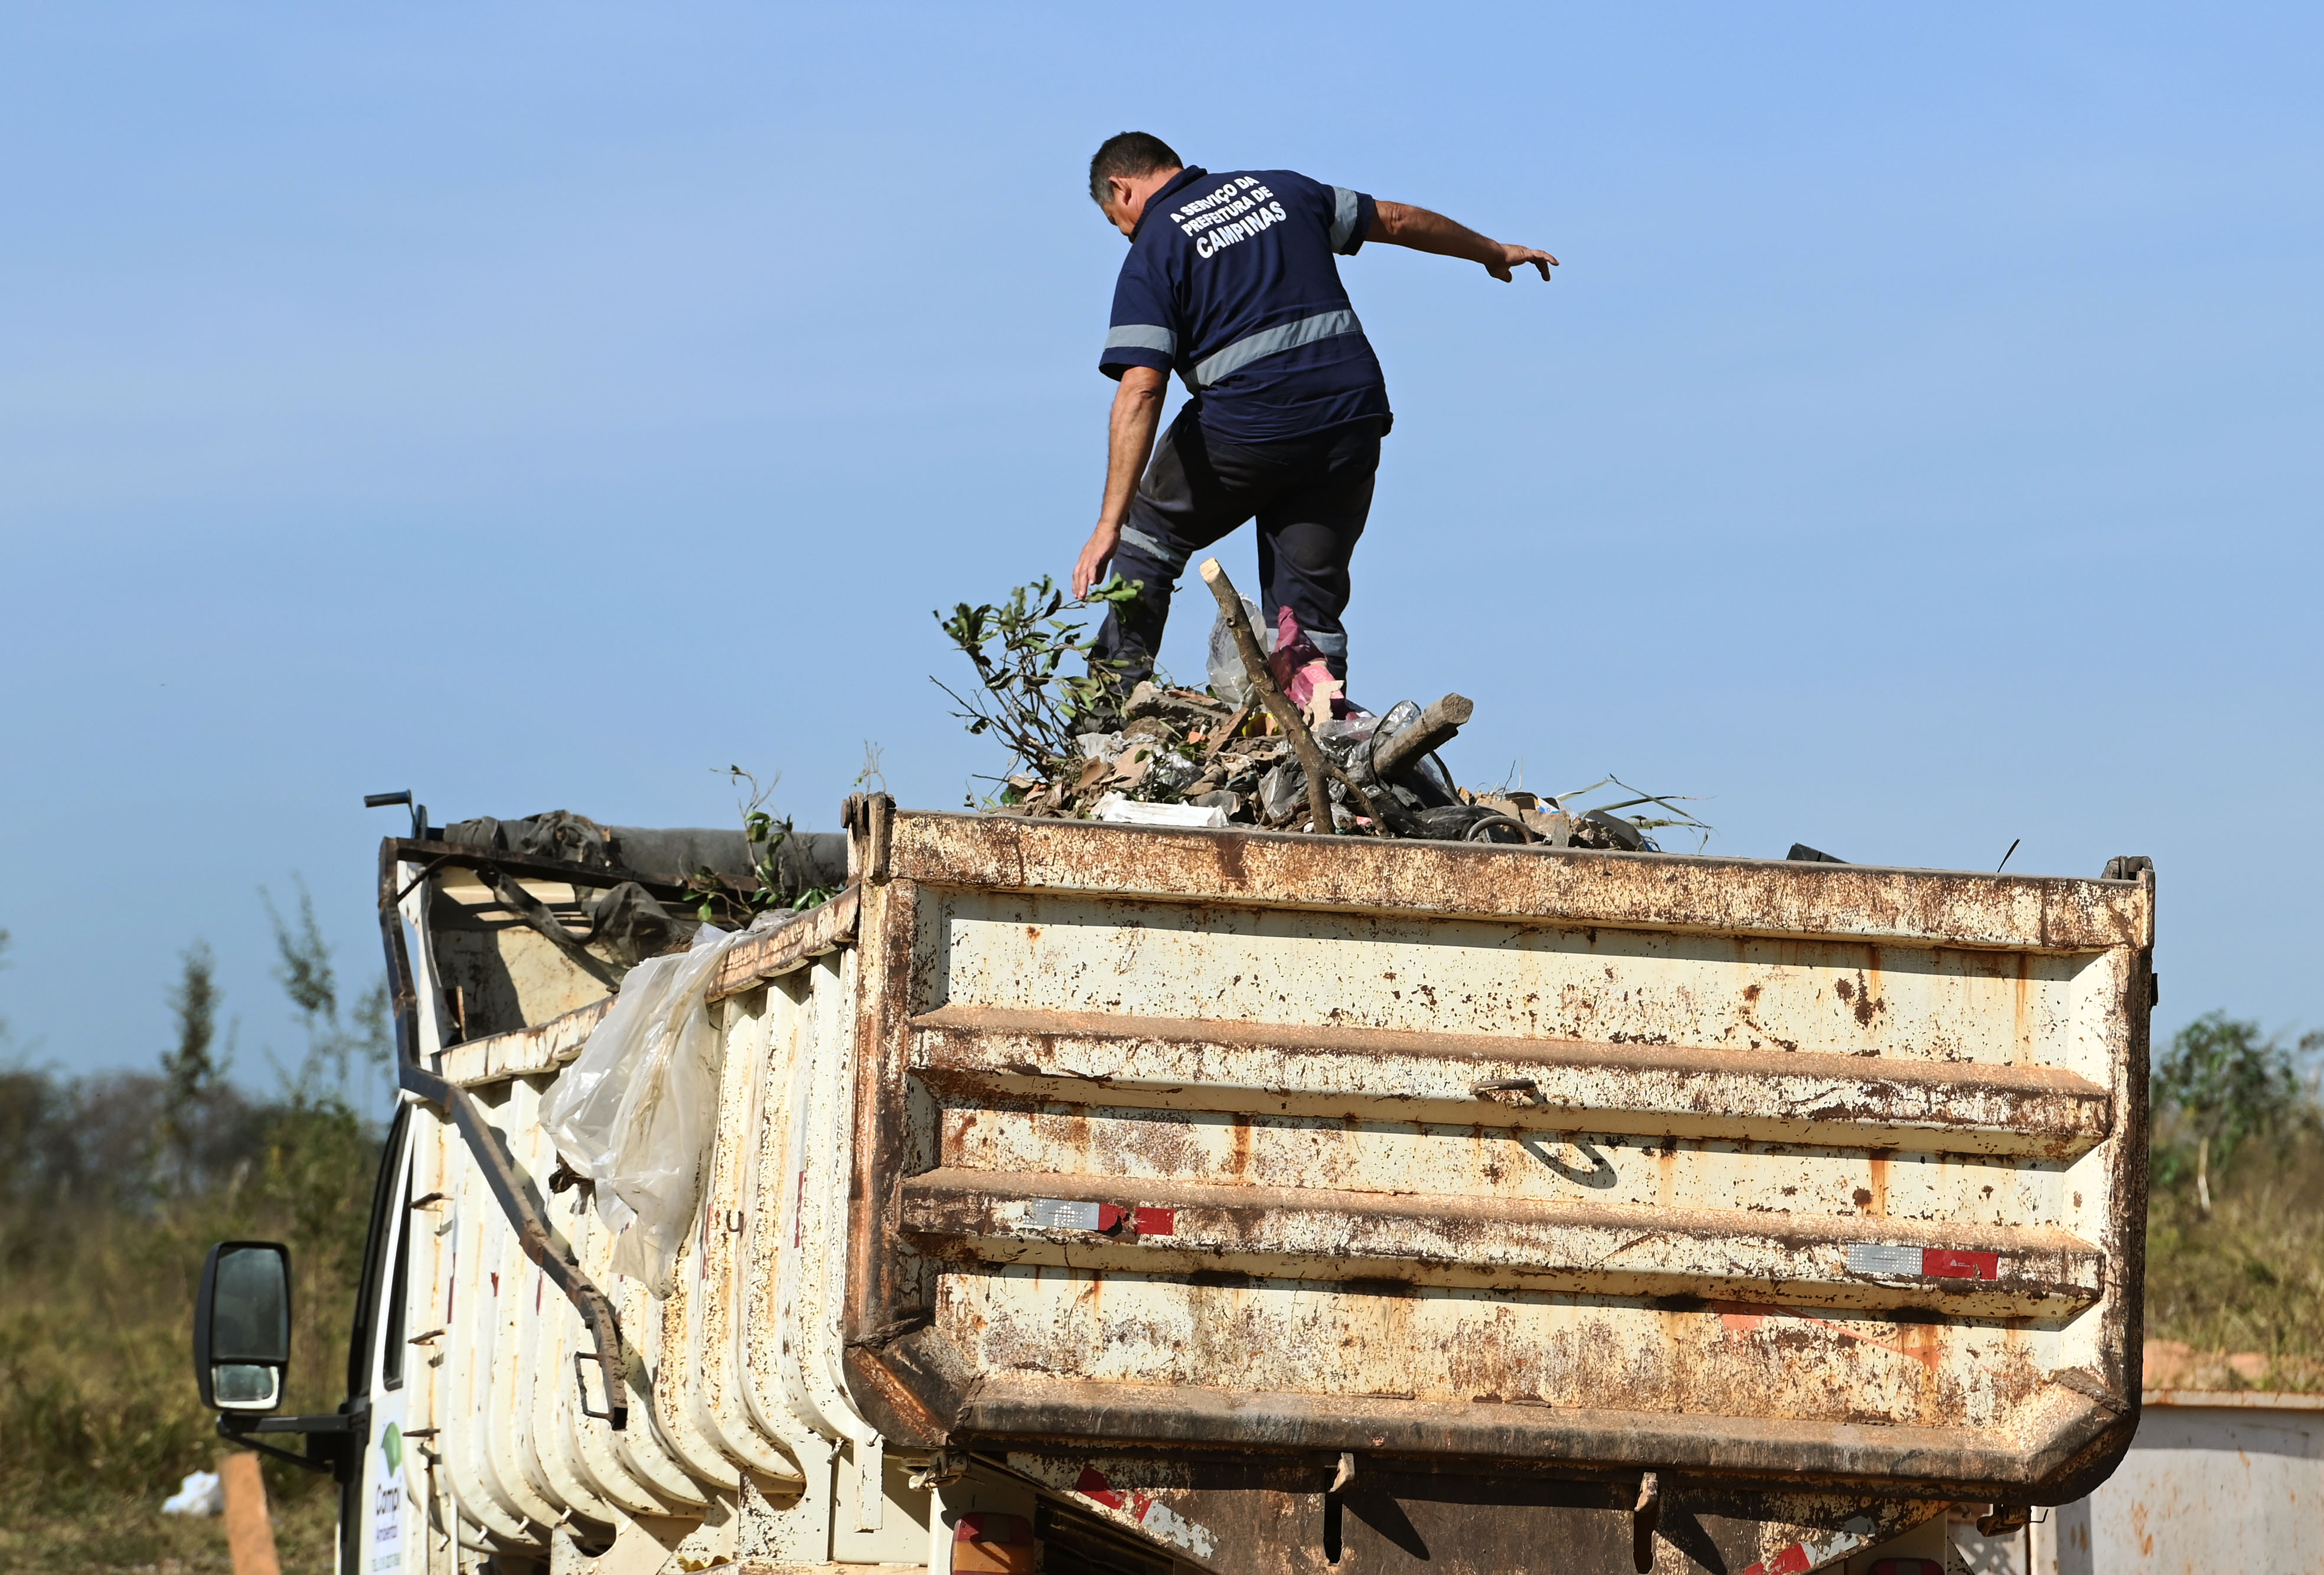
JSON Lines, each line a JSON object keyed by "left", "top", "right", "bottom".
{"left": 2, "top": 4, "right": 2317, "bottom": 1088}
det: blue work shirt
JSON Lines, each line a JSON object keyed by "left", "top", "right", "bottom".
{"left": 1099, "top": 166, "right": 1392, "bottom": 446}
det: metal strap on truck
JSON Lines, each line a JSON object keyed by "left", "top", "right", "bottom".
{"left": 376, "top": 838, "right": 633, "bottom": 1430}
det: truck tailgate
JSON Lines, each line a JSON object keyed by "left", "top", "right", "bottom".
{"left": 846, "top": 812, "right": 2151, "bottom": 1508}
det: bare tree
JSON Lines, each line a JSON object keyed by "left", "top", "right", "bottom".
{"left": 262, "top": 878, "right": 390, "bottom": 1113}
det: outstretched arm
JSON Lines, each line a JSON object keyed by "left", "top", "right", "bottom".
{"left": 1369, "top": 200, "right": 1556, "bottom": 281}
{"left": 1074, "top": 365, "right": 1169, "bottom": 598}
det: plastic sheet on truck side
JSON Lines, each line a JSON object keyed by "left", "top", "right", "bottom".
{"left": 542, "top": 922, "right": 743, "bottom": 1294}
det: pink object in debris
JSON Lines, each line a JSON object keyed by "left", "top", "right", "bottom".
{"left": 1268, "top": 606, "right": 1347, "bottom": 719}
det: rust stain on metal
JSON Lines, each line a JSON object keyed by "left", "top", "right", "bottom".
{"left": 1833, "top": 969, "right": 1885, "bottom": 1029}
{"left": 907, "top": 1003, "right": 2112, "bottom": 1159}
{"left": 902, "top": 1166, "right": 2104, "bottom": 1319}
{"left": 886, "top": 810, "right": 2152, "bottom": 951}
{"left": 707, "top": 883, "right": 860, "bottom": 1000}
{"left": 857, "top": 808, "right": 2149, "bottom": 1514}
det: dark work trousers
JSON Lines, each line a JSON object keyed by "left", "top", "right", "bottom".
{"left": 1091, "top": 409, "right": 1382, "bottom": 696}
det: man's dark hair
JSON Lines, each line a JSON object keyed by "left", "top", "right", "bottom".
{"left": 1089, "top": 132, "right": 1183, "bottom": 206}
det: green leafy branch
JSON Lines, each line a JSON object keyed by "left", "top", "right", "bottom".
{"left": 933, "top": 574, "right": 1142, "bottom": 780}
{"left": 696, "top": 766, "right": 831, "bottom": 923}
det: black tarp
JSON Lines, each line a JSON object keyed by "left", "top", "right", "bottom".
{"left": 442, "top": 811, "right": 850, "bottom": 901}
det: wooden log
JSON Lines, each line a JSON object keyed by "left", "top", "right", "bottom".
{"left": 1198, "top": 561, "right": 1338, "bottom": 836}
{"left": 1194, "top": 565, "right": 1398, "bottom": 834}
{"left": 219, "top": 1450, "right": 281, "bottom": 1575}
{"left": 1370, "top": 693, "right": 1475, "bottom": 783}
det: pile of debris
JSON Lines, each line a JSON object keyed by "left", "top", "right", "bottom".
{"left": 981, "top": 559, "right": 1695, "bottom": 850}
{"left": 1000, "top": 682, "right": 1660, "bottom": 849}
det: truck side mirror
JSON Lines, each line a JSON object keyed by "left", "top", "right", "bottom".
{"left": 194, "top": 1241, "right": 292, "bottom": 1412}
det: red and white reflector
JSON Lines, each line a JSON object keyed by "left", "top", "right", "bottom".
{"left": 1030, "top": 1200, "right": 1174, "bottom": 1234}
{"left": 1074, "top": 1465, "right": 1127, "bottom": 1509}
{"left": 1846, "top": 1243, "right": 1999, "bottom": 1281}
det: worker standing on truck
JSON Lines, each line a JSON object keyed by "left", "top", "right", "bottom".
{"left": 1073, "top": 131, "right": 1556, "bottom": 713}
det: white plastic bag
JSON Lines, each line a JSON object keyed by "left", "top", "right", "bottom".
{"left": 542, "top": 923, "right": 743, "bottom": 1295}
{"left": 162, "top": 1469, "right": 223, "bottom": 1515}
{"left": 1205, "top": 596, "right": 1275, "bottom": 707}
{"left": 1094, "top": 793, "right": 1229, "bottom": 828}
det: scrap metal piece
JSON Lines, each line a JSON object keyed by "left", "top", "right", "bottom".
{"left": 1977, "top": 1502, "right": 2032, "bottom": 1537}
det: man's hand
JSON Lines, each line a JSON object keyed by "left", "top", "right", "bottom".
{"left": 1487, "top": 243, "right": 1558, "bottom": 283}
{"left": 1073, "top": 522, "right": 1121, "bottom": 600}
{"left": 1372, "top": 200, "right": 1556, "bottom": 282}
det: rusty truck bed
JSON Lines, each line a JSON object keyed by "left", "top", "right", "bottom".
{"left": 388, "top": 800, "right": 2153, "bottom": 1573}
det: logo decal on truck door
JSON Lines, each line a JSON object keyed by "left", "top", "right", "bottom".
{"left": 370, "top": 1416, "right": 406, "bottom": 1573}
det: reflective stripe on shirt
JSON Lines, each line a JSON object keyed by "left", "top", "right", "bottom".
{"left": 1329, "top": 187, "right": 1362, "bottom": 251}
{"left": 1193, "top": 309, "right": 1362, "bottom": 389}
{"left": 1105, "top": 324, "right": 1177, "bottom": 356}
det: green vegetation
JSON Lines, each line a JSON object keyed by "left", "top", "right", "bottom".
{"left": 0, "top": 910, "right": 387, "bottom": 1575}
{"left": 2145, "top": 1013, "right": 2324, "bottom": 1385}
{"left": 2152, "top": 1010, "right": 2310, "bottom": 1214}
{"left": 0, "top": 1201, "right": 345, "bottom": 1574}
{"left": 701, "top": 767, "right": 837, "bottom": 922}
{"left": 934, "top": 573, "right": 1142, "bottom": 785}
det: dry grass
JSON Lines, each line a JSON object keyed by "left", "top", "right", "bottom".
{"left": 0, "top": 1485, "right": 336, "bottom": 1575}
{"left": 0, "top": 1116, "right": 376, "bottom": 1575}
{"left": 2143, "top": 1123, "right": 2324, "bottom": 1389}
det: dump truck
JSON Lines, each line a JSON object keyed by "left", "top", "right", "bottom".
{"left": 190, "top": 797, "right": 2157, "bottom": 1574}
